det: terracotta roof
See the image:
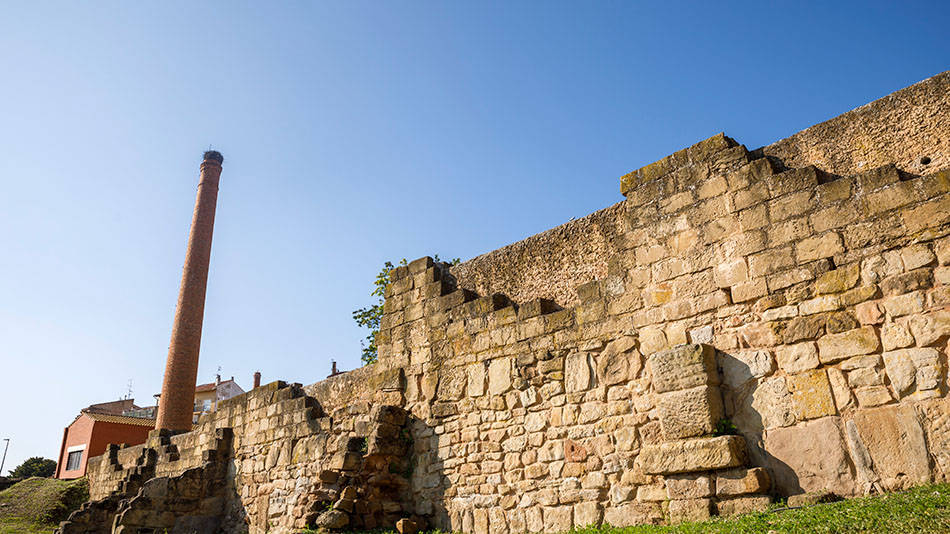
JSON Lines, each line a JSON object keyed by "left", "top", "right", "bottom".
{"left": 85, "top": 399, "right": 138, "bottom": 415}
{"left": 194, "top": 379, "right": 238, "bottom": 393}
{"left": 82, "top": 411, "right": 156, "bottom": 427}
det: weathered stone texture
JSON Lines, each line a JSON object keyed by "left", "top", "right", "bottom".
{"left": 77, "top": 71, "right": 950, "bottom": 534}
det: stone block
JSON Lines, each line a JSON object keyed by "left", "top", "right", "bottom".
{"left": 649, "top": 344, "right": 719, "bottom": 393}
{"left": 542, "top": 505, "right": 573, "bottom": 532}
{"left": 665, "top": 473, "right": 714, "bottom": 499}
{"left": 716, "top": 495, "right": 771, "bottom": 516}
{"left": 668, "top": 498, "right": 713, "bottom": 523}
{"left": 720, "top": 350, "right": 775, "bottom": 389}
{"left": 565, "top": 353, "right": 593, "bottom": 393}
{"left": 640, "top": 436, "right": 747, "bottom": 475}
{"left": 715, "top": 259, "right": 749, "bottom": 288}
{"left": 854, "top": 386, "right": 893, "bottom": 407}
{"left": 882, "top": 348, "right": 941, "bottom": 397}
{"left": 488, "top": 358, "right": 512, "bottom": 395}
{"left": 817, "top": 326, "right": 880, "bottom": 364}
{"left": 901, "top": 244, "right": 936, "bottom": 271}
{"left": 639, "top": 327, "right": 669, "bottom": 356}
{"left": 775, "top": 342, "right": 819, "bottom": 374}
{"left": 907, "top": 311, "right": 950, "bottom": 346}
{"left": 657, "top": 386, "right": 724, "bottom": 440}
{"left": 602, "top": 503, "right": 663, "bottom": 527}
{"left": 573, "top": 502, "right": 602, "bottom": 527}
{"left": 882, "top": 291, "right": 925, "bottom": 317}
{"left": 762, "top": 417, "right": 856, "bottom": 497}
{"left": 597, "top": 337, "right": 641, "bottom": 386}
{"left": 881, "top": 323, "right": 914, "bottom": 351}
{"left": 851, "top": 404, "right": 931, "bottom": 491}
{"left": 716, "top": 467, "right": 771, "bottom": 496}
{"left": 796, "top": 232, "right": 844, "bottom": 262}
{"left": 788, "top": 369, "right": 837, "bottom": 421}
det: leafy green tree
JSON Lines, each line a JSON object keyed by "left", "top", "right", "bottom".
{"left": 9, "top": 456, "right": 56, "bottom": 478}
{"left": 353, "top": 256, "right": 458, "bottom": 365}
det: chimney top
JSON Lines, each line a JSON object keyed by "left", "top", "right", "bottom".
{"left": 203, "top": 150, "right": 224, "bottom": 164}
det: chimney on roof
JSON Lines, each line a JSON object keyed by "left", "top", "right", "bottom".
{"left": 253, "top": 371, "right": 261, "bottom": 389}
{"left": 155, "top": 150, "right": 224, "bottom": 433}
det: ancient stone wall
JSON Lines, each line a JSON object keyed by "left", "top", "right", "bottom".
{"left": 77, "top": 71, "right": 950, "bottom": 533}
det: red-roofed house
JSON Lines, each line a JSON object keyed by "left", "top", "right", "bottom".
{"left": 55, "top": 400, "right": 155, "bottom": 479}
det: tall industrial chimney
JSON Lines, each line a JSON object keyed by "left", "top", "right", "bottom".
{"left": 155, "top": 151, "right": 224, "bottom": 432}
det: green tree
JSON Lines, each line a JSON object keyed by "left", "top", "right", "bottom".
{"left": 9, "top": 456, "right": 57, "bottom": 478}
{"left": 353, "top": 256, "right": 458, "bottom": 365}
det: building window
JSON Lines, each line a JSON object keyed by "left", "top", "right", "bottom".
{"left": 66, "top": 450, "right": 82, "bottom": 471}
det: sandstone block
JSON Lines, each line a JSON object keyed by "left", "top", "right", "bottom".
{"left": 649, "top": 344, "right": 719, "bottom": 393}
{"left": 668, "top": 498, "right": 713, "bottom": 523}
{"left": 715, "top": 259, "right": 749, "bottom": 288}
{"left": 716, "top": 495, "right": 771, "bottom": 516}
{"left": 881, "top": 323, "right": 914, "bottom": 351}
{"left": 639, "top": 327, "right": 669, "bottom": 356}
{"left": 852, "top": 404, "right": 931, "bottom": 491}
{"left": 488, "top": 358, "right": 513, "bottom": 395}
{"left": 640, "top": 436, "right": 747, "bottom": 475}
{"left": 907, "top": 311, "right": 950, "bottom": 346}
{"left": 657, "top": 386, "right": 724, "bottom": 440}
{"left": 882, "top": 348, "right": 941, "bottom": 397}
{"left": 817, "top": 326, "right": 880, "bottom": 364}
{"left": 665, "top": 473, "right": 714, "bottom": 499}
{"left": 720, "top": 350, "right": 775, "bottom": 388}
{"left": 901, "top": 244, "right": 936, "bottom": 271}
{"left": 815, "top": 264, "right": 860, "bottom": 294}
{"left": 788, "top": 369, "right": 836, "bottom": 420}
{"left": 854, "top": 386, "right": 893, "bottom": 407}
{"left": 854, "top": 301, "right": 883, "bottom": 325}
{"left": 732, "top": 376, "right": 796, "bottom": 431}
{"left": 602, "top": 503, "right": 663, "bottom": 527}
{"left": 763, "top": 417, "right": 856, "bottom": 497}
{"left": 543, "top": 506, "right": 573, "bottom": 532}
{"left": 565, "top": 353, "right": 593, "bottom": 393}
{"left": 716, "top": 467, "right": 771, "bottom": 496}
{"left": 882, "top": 291, "right": 925, "bottom": 317}
{"left": 573, "top": 502, "right": 602, "bottom": 528}
{"left": 467, "top": 363, "right": 486, "bottom": 397}
{"left": 775, "top": 342, "right": 819, "bottom": 374}
{"left": 797, "top": 232, "right": 844, "bottom": 262}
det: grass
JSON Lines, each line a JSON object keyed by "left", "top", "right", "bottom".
{"left": 303, "top": 483, "right": 950, "bottom": 534}
{"left": 0, "top": 477, "right": 88, "bottom": 534}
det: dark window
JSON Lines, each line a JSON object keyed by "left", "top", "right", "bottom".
{"left": 66, "top": 450, "right": 82, "bottom": 471}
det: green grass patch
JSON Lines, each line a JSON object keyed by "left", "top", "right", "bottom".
{"left": 0, "top": 477, "right": 88, "bottom": 529}
{"left": 0, "top": 517, "right": 58, "bottom": 534}
{"left": 307, "top": 483, "right": 950, "bottom": 534}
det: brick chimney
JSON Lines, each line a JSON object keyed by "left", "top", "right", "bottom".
{"left": 253, "top": 371, "right": 261, "bottom": 389}
{"left": 155, "top": 151, "right": 224, "bottom": 432}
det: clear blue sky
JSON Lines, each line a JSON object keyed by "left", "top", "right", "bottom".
{"left": 0, "top": 1, "right": 947, "bottom": 473}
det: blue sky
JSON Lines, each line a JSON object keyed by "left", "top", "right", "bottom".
{"left": 0, "top": 1, "right": 947, "bottom": 473}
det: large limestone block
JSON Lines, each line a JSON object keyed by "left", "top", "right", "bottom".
{"left": 882, "top": 348, "right": 941, "bottom": 397}
{"left": 640, "top": 435, "right": 747, "bottom": 475}
{"left": 488, "top": 357, "right": 513, "bottom": 395}
{"left": 787, "top": 369, "right": 837, "bottom": 421}
{"left": 720, "top": 350, "right": 776, "bottom": 389}
{"left": 732, "top": 376, "right": 796, "bottom": 432}
{"left": 851, "top": 404, "right": 931, "bottom": 491}
{"left": 602, "top": 503, "right": 663, "bottom": 527}
{"left": 919, "top": 397, "right": 950, "bottom": 482}
{"left": 817, "top": 326, "right": 880, "bottom": 364}
{"left": 763, "top": 416, "right": 856, "bottom": 497}
{"left": 649, "top": 344, "right": 719, "bottom": 393}
{"left": 657, "top": 386, "right": 724, "bottom": 439}
{"left": 565, "top": 352, "right": 593, "bottom": 393}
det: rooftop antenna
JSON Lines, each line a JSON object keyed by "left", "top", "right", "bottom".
{"left": 124, "top": 379, "right": 133, "bottom": 400}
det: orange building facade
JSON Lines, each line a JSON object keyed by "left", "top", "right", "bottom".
{"left": 55, "top": 409, "right": 154, "bottom": 480}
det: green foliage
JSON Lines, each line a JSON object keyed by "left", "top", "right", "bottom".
{"left": 353, "top": 256, "right": 459, "bottom": 365}
{"left": 8, "top": 458, "right": 56, "bottom": 479}
{"left": 713, "top": 418, "right": 739, "bottom": 436}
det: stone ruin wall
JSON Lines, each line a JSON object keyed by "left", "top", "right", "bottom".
{"left": 72, "top": 71, "right": 950, "bottom": 534}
